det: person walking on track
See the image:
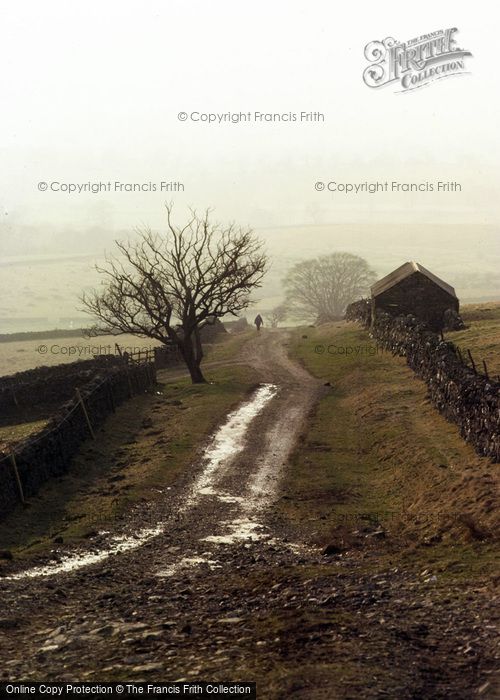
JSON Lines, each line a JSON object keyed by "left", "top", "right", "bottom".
{"left": 254, "top": 314, "right": 263, "bottom": 332}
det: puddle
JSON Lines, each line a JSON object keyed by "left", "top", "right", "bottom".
{"left": 198, "top": 486, "right": 244, "bottom": 504}
{"left": 5, "top": 384, "right": 278, "bottom": 581}
{"left": 191, "top": 393, "right": 310, "bottom": 560}
{"left": 198, "top": 486, "right": 216, "bottom": 496}
{"left": 5, "top": 525, "right": 163, "bottom": 580}
{"left": 216, "top": 494, "right": 245, "bottom": 504}
{"left": 202, "top": 518, "right": 268, "bottom": 544}
{"left": 186, "top": 383, "right": 278, "bottom": 503}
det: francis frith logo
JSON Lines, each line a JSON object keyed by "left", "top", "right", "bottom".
{"left": 363, "top": 28, "right": 472, "bottom": 92}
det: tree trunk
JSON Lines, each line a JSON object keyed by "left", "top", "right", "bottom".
{"left": 179, "top": 334, "right": 206, "bottom": 384}
{"left": 193, "top": 326, "right": 204, "bottom": 364}
{"left": 188, "top": 361, "right": 206, "bottom": 384}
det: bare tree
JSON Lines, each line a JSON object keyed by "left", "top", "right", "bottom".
{"left": 284, "top": 252, "right": 377, "bottom": 323}
{"left": 81, "top": 205, "right": 267, "bottom": 383}
{"left": 266, "top": 304, "right": 287, "bottom": 328}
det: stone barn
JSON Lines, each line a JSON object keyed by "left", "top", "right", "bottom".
{"left": 371, "top": 261, "right": 460, "bottom": 331}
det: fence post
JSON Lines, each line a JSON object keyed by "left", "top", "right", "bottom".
{"left": 75, "top": 387, "right": 96, "bottom": 440}
{"left": 467, "top": 349, "right": 477, "bottom": 374}
{"left": 10, "top": 451, "right": 25, "bottom": 505}
{"left": 10, "top": 382, "right": 19, "bottom": 408}
{"left": 126, "top": 364, "right": 133, "bottom": 397}
{"left": 119, "top": 350, "right": 133, "bottom": 397}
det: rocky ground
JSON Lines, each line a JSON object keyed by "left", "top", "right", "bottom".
{"left": 0, "top": 332, "right": 498, "bottom": 699}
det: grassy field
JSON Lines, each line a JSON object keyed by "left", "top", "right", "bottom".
{"left": 282, "top": 304, "right": 499, "bottom": 581}
{"left": 204, "top": 328, "right": 254, "bottom": 363}
{"left": 452, "top": 301, "right": 500, "bottom": 378}
{"left": 0, "top": 332, "right": 160, "bottom": 377}
{"left": 0, "top": 419, "right": 49, "bottom": 452}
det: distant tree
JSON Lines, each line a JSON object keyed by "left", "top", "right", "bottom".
{"left": 81, "top": 205, "right": 267, "bottom": 383}
{"left": 266, "top": 304, "right": 288, "bottom": 328}
{"left": 284, "top": 252, "right": 377, "bottom": 323}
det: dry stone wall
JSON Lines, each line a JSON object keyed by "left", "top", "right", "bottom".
{"left": 0, "top": 360, "right": 156, "bottom": 519}
{"left": 345, "top": 301, "right": 500, "bottom": 462}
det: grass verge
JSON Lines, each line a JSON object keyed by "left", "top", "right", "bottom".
{"left": 281, "top": 317, "right": 498, "bottom": 581}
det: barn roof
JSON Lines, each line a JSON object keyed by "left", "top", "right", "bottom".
{"left": 371, "top": 261, "right": 457, "bottom": 299}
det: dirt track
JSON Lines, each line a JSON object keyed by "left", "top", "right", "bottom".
{"left": 0, "top": 331, "right": 498, "bottom": 698}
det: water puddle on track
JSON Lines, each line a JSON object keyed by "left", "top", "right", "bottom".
{"left": 5, "top": 526, "right": 164, "bottom": 580}
{"left": 183, "top": 383, "right": 278, "bottom": 508}
{"left": 158, "top": 381, "right": 298, "bottom": 576}
{"left": 202, "top": 518, "right": 267, "bottom": 544}
{"left": 4, "top": 383, "right": 278, "bottom": 581}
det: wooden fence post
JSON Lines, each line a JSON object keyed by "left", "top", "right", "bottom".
{"left": 10, "top": 451, "right": 25, "bottom": 505}
{"left": 467, "top": 349, "right": 477, "bottom": 374}
{"left": 75, "top": 388, "right": 96, "bottom": 439}
{"left": 10, "top": 382, "right": 19, "bottom": 408}
{"left": 126, "top": 364, "right": 133, "bottom": 397}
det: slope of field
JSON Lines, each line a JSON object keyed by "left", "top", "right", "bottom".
{"left": 284, "top": 308, "right": 499, "bottom": 572}
{"left": 453, "top": 302, "right": 500, "bottom": 378}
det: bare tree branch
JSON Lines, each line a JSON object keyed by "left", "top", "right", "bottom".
{"left": 81, "top": 205, "right": 267, "bottom": 382}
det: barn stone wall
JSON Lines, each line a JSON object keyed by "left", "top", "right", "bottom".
{"left": 372, "top": 272, "right": 459, "bottom": 331}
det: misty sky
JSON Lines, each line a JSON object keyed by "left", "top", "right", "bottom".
{"left": 1, "top": 1, "right": 499, "bottom": 329}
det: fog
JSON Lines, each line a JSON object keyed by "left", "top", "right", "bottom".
{"left": 1, "top": 0, "right": 499, "bottom": 332}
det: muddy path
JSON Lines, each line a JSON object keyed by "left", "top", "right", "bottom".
{"left": 2, "top": 331, "right": 321, "bottom": 579}
{"left": 0, "top": 332, "right": 324, "bottom": 674}
{"left": 0, "top": 331, "right": 497, "bottom": 699}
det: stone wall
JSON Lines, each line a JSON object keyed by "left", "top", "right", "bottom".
{"left": 0, "top": 356, "right": 122, "bottom": 413}
{"left": 372, "top": 273, "right": 459, "bottom": 331}
{"left": 0, "top": 361, "right": 156, "bottom": 519}
{"left": 345, "top": 303, "right": 500, "bottom": 462}
{"left": 223, "top": 317, "right": 249, "bottom": 333}
{"left": 345, "top": 299, "right": 372, "bottom": 325}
